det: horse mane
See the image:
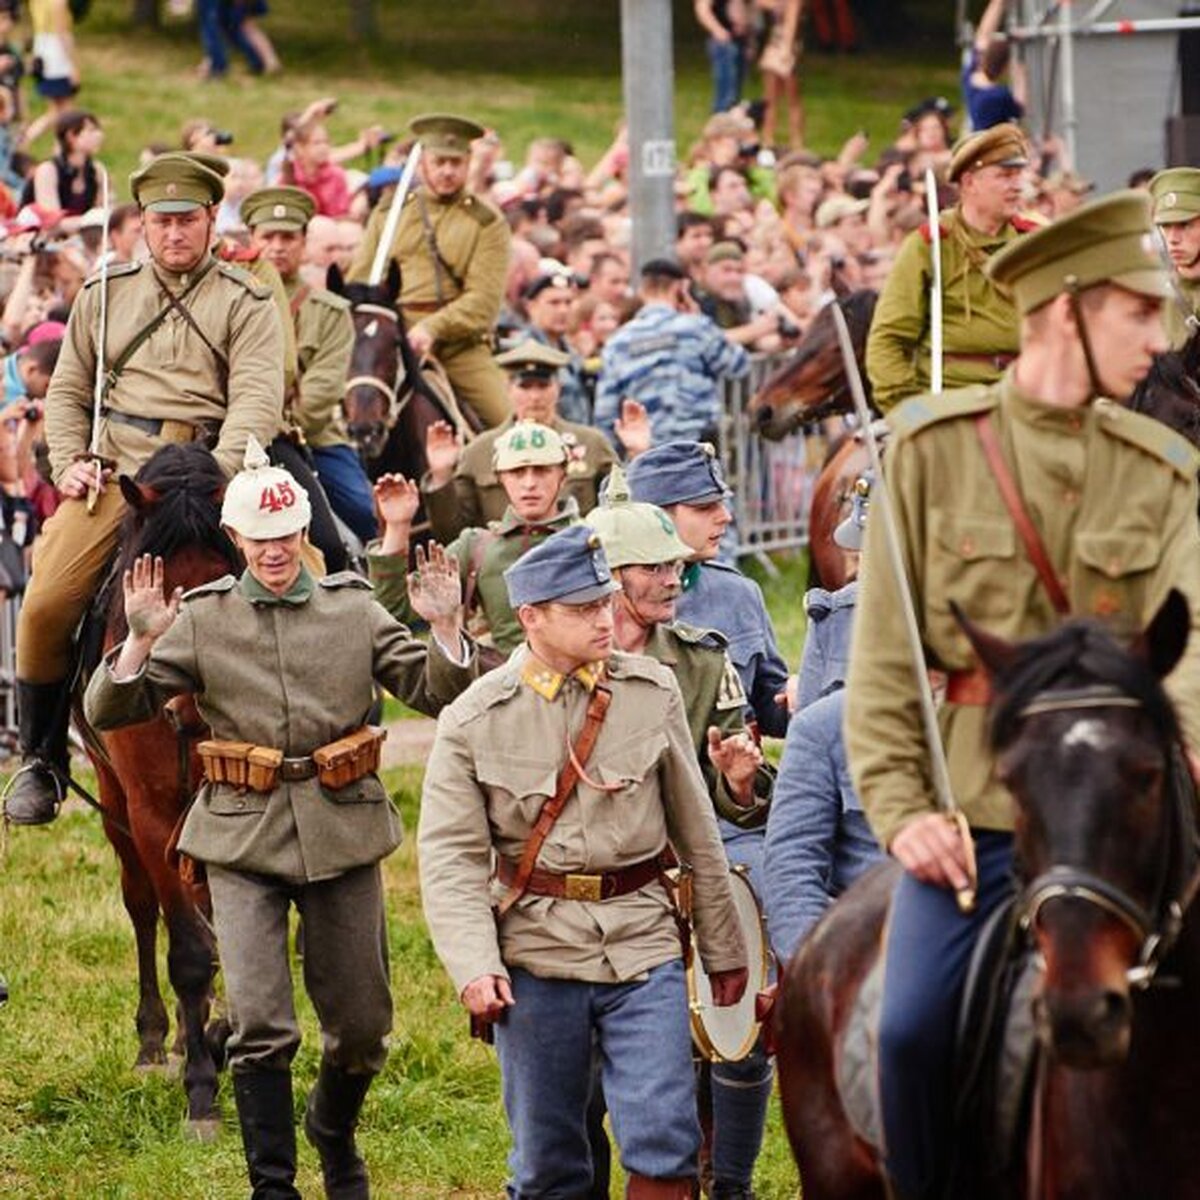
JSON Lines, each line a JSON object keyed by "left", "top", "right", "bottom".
{"left": 104, "top": 444, "right": 239, "bottom": 639}
{"left": 840, "top": 288, "right": 879, "bottom": 344}
{"left": 987, "top": 619, "right": 1178, "bottom": 752}
{"left": 1129, "top": 332, "right": 1200, "bottom": 448}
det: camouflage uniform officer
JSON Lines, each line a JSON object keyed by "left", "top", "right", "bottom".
{"left": 244, "top": 184, "right": 379, "bottom": 545}
{"left": 627, "top": 442, "right": 790, "bottom": 740}
{"left": 418, "top": 524, "right": 747, "bottom": 1200}
{"left": 349, "top": 114, "right": 512, "bottom": 429}
{"left": 1148, "top": 167, "right": 1200, "bottom": 349}
{"left": 422, "top": 339, "right": 617, "bottom": 543}
{"left": 585, "top": 472, "right": 776, "bottom": 1200}
{"left": 371, "top": 421, "right": 581, "bottom": 654}
{"left": 85, "top": 438, "right": 476, "bottom": 1200}
{"left": 866, "top": 123, "right": 1039, "bottom": 411}
{"left": 847, "top": 192, "right": 1200, "bottom": 1200}
{"left": 7, "top": 152, "right": 284, "bottom": 826}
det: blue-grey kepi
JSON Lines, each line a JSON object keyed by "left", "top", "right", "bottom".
{"left": 625, "top": 441, "right": 731, "bottom": 507}
{"left": 504, "top": 525, "right": 620, "bottom": 608}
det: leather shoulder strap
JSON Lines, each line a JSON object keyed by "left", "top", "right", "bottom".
{"left": 973, "top": 413, "right": 1070, "bottom": 615}
{"left": 496, "top": 684, "right": 612, "bottom": 916}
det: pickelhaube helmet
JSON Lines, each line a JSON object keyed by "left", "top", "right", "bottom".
{"left": 584, "top": 465, "right": 692, "bottom": 569}
{"left": 220, "top": 435, "right": 312, "bottom": 538}
{"left": 492, "top": 420, "right": 568, "bottom": 472}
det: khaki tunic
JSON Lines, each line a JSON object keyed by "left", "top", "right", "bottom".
{"left": 845, "top": 375, "right": 1200, "bottom": 850}
{"left": 84, "top": 570, "right": 475, "bottom": 883}
{"left": 866, "top": 208, "right": 1026, "bottom": 412}
{"left": 290, "top": 280, "right": 354, "bottom": 449}
{"left": 417, "top": 650, "right": 747, "bottom": 995}
{"left": 46, "top": 255, "right": 285, "bottom": 483}
{"left": 423, "top": 414, "right": 617, "bottom": 543}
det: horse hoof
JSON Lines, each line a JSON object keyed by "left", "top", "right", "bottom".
{"left": 165, "top": 1053, "right": 184, "bottom": 1080}
{"left": 133, "top": 1059, "right": 170, "bottom": 1078}
{"left": 185, "top": 1116, "right": 221, "bottom": 1143}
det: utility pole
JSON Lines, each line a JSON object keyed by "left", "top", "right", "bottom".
{"left": 621, "top": 0, "right": 677, "bottom": 271}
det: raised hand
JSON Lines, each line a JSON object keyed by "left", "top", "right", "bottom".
{"left": 374, "top": 473, "right": 420, "bottom": 529}
{"left": 408, "top": 542, "right": 463, "bottom": 640}
{"left": 706, "top": 725, "right": 763, "bottom": 806}
{"left": 424, "top": 420, "right": 463, "bottom": 486}
{"left": 614, "top": 398, "right": 652, "bottom": 459}
{"left": 124, "top": 554, "right": 183, "bottom": 643}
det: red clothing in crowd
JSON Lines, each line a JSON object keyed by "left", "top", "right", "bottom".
{"left": 286, "top": 159, "right": 351, "bottom": 218}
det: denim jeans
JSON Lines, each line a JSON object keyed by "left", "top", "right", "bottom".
{"left": 495, "top": 960, "right": 699, "bottom": 1197}
{"left": 312, "top": 444, "right": 378, "bottom": 544}
{"left": 707, "top": 37, "right": 745, "bottom": 113}
{"left": 879, "top": 831, "right": 1016, "bottom": 1200}
{"left": 198, "top": 0, "right": 263, "bottom": 74}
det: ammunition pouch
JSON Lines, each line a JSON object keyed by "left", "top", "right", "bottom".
{"left": 197, "top": 727, "right": 387, "bottom": 794}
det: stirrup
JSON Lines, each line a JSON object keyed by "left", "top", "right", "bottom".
{"left": 2, "top": 759, "right": 67, "bottom": 826}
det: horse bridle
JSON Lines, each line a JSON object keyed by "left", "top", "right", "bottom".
{"left": 345, "top": 303, "right": 404, "bottom": 428}
{"left": 1017, "top": 684, "right": 1200, "bottom": 990}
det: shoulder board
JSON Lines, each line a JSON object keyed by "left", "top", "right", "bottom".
{"left": 453, "top": 665, "right": 523, "bottom": 726}
{"left": 607, "top": 650, "right": 676, "bottom": 687}
{"left": 308, "top": 288, "right": 351, "bottom": 313}
{"left": 84, "top": 260, "right": 142, "bottom": 288}
{"left": 460, "top": 193, "right": 500, "bottom": 227}
{"left": 1010, "top": 215, "right": 1045, "bottom": 233}
{"left": 216, "top": 261, "right": 273, "bottom": 300}
{"left": 669, "top": 620, "right": 729, "bottom": 651}
{"left": 318, "top": 571, "right": 374, "bottom": 590}
{"left": 888, "top": 384, "right": 998, "bottom": 438}
{"left": 1094, "top": 401, "right": 1200, "bottom": 479}
{"left": 918, "top": 221, "right": 950, "bottom": 245}
{"left": 181, "top": 574, "right": 237, "bottom": 601}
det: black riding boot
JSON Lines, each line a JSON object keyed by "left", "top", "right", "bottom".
{"left": 5, "top": 680, "right": 70, "bottom": 826}
{"left": 303, "top": 1061, "right": 373, "bottom": 1199}
{"left": 233, "top": 1068, "right": 302, "bottom": 1200}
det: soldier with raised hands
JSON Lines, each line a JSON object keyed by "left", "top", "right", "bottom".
{"left": 85, "top": 437, "right": 477, "bottom": 1200}
{"left": 7, "top": 151, "right": 285, "bottom": 827}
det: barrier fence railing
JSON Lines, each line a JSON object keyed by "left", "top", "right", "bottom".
{"left": 717, "top": 352, "right": 827, "bottom": 564}
{"left": 0, "top": 595, "right": 18, "bottom": 757}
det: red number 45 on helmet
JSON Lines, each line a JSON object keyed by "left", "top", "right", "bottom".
{"left": 259, "top": 482, "right": 297, "bottom": 513}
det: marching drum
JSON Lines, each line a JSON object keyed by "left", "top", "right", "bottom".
{"left": 687, "top": 865, "right": 771, "bottom": 1062}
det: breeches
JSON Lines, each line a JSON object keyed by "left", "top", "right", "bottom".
{"left": 208, "top": 863, "right": 393, "bottom": 1075}
{"left": 17, "top": 488, "right": 126, "bottom": 684}
{"left": 439, "top": 342, "right": 512, "bottom": 430}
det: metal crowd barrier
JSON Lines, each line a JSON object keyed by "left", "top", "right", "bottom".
{"left": 717, "top": 352, "right": 826, "bottom": 565}
{"left": 0, "top": 595, "right": 18, "bottom": 757}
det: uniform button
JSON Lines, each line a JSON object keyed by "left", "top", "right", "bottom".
{"left": 960, "top": 536, "right": 975, "bottom": 556}
{"left": 1107, "top": 557, "right": 1121, "bottom": 575}
{"left": 1063, "top": 489, "right": 1078, "bottom": 505}
{"left": 1067, "top": 415, "right": 1082, "bottom": 433}
{"left": 236, "top": 798, "right": 246, "bottom": 810}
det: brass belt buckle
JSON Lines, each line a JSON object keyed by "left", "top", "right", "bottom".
{"left": 564, "top": 873, "right": 603, "bottom": 902}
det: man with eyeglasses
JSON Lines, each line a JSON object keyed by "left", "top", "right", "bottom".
{"left": 418, "top": 523, "right": 748, "bottom": 1200}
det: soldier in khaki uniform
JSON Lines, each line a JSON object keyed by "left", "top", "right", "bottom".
{"left": 370, "top": 421, "right": 581, "bottom": 654}
{"left": 1148, "top": 167, "right": 1200, "bottom": 349}
{"left": 85, "top": 439, "right": 477, "bottom": 1200}
{"left": 846, "top": 191, "right": 1200, "bottom": 1200}
{"left": 585, "top": 472, "right": 775, "bottom": 1200}
{"left": 866, "top": 123, "right": 1040, "bottom": 411}
{"left": 422, "top": 339, "right": 623, "bottom": 543}
{"left": 7, "top": 152, "right": 285, "bottom": 827}
{"left": 349, "top": 113, "right": 512, "bottom": 429}
{"left": 418, "top": 524, "right": 748, "bottom": 1200}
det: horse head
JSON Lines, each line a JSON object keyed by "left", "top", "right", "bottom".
{"left": 748, "top": 289, "right": 878, "bottom": 441}
{"left": 957, "top": 592, "right": 1192, "bottom": 1069}
{"left": 110, "top": 443, "right": 239, "bottom": 641}
{"left": 333, "top": 259, "right": 403, "bottom": 462}
{"left": 1129, "top": 333, "right": 1200, "bottom": 450}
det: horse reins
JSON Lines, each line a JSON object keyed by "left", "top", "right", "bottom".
{"left": 345, "top": 303, "right": 403, "bottom": 426}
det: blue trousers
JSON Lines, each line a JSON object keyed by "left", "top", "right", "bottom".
{"left": 707, "top": 37, "right": 746, "bottom": 114}
{"left": 312, "top": 444, "right": 378, "bottom": 544}
{"left": 879, "top": 830, "right": 1015, "bottom": 1200}
{"left": 495, "top": 961, "right": 700, "bottom": 1198}
{"left": 197, "top": 0, "right": 263, "bottom": 74}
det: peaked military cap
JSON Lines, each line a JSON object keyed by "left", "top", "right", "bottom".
{"left": 408, "top": 113, "right": 485, "bottom": 158}
{"left": 524, "top": 271, "right": 581, "bottom": 301}
{"left": 504, "top": 524, "right": 619, "bottom": 608}
{"left": 242, "top": 186, "right": 315, "bottom": 233}
{"left": 706, "top": 240, "right": 746, "bottom": 265}
{"left": 986, "top": 189, "right": 1170, "bottom": 315}
{"left": 1149, "top": 167, "right": 1200, "bottom": 225}
{"left": 492, "top": 421, "right": 567, "bottom": 472}
{"left": 626, "top": 441, "right": 732, "bottom": 508}
{"left": 131, "top": 152, "right": 228, "bottom": 212}
{"left": 494, "top": 339, "right": 570, "bottom": 379}
{"left": 585, "top": 465, "right": 691, "bottom": 569}
{"left": 947, "top": 122, "right": 1029, "bottom": 183}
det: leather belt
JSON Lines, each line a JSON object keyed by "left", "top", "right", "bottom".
{"left": 279, "top": 757, "right": 317, "bottom": 782}
{"left": 943, "top": 352, "right": 1016, "bottom": 371}
{"left": 102, "top": 407, "right": 204, "bottom": 445}
{"left": 946, "top": 667, "right": 993, "bottom": 706}
{"left": 401, "top": 301, "right": 443, "bottom": 314}
{"left": 495, "top": 854, "right": 663, "bottom": 903}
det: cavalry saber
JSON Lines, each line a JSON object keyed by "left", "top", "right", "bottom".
{"left": 368, "top": 141, "right": 423, "bottom": 286}
{"left": 831, "top": 303, "right": 977, "bottom": 912}
{"left": 87, "top": 165, "right": 113, "bottom": 515}
{"left": 925, "top": 166, "right": 944, "bottom": 395}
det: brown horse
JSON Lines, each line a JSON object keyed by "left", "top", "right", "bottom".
{"left": 1130, "top": 331, "right": 1200, "bottom": 451}
{"left": 331, "top": 261, "right": 481, "bottom": 485}
{"left": 774, "top": 592, "right": 1200, "bottom": 1200}
{"left": 79, "top": 443, "right": 239, "bottom": 1135}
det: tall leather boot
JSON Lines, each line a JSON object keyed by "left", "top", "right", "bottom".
{"left": 303, "top": 1061, "right": 372, "bottom": 1199}
{"left": 233, "top": 1068, "right": 302, "bottom": 1200}
{"left": 626, "top": 1176, "right": 695, "bottom": 1199}
{"left": 5, "top": 680, "right": 70, "bottom": 826}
